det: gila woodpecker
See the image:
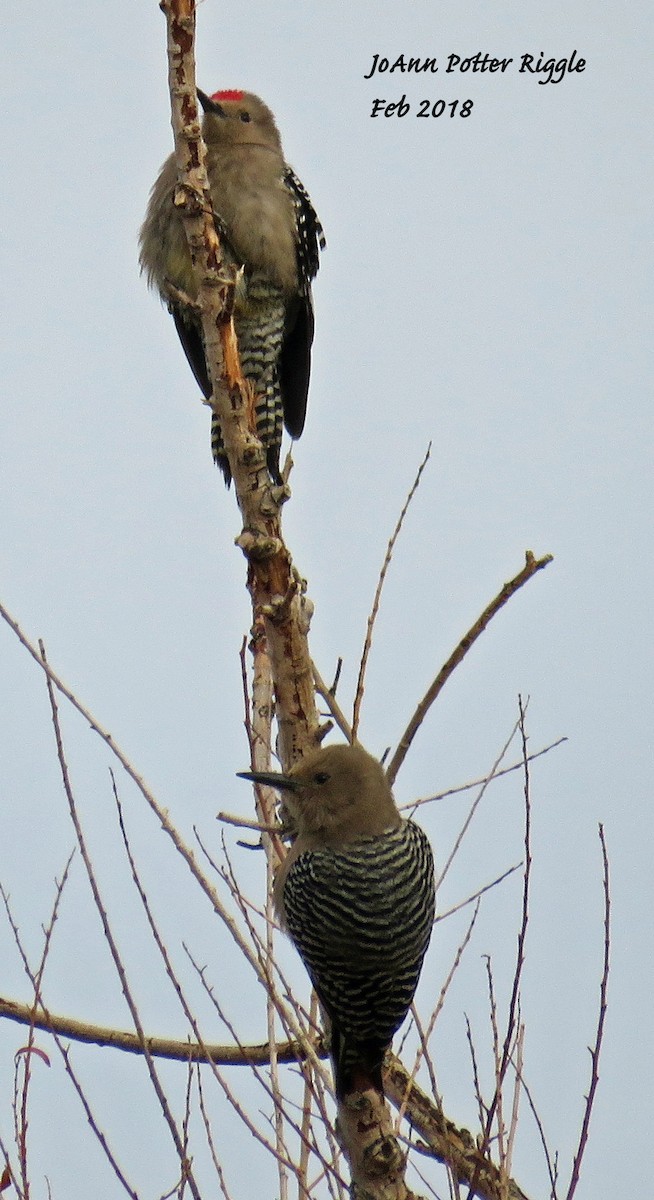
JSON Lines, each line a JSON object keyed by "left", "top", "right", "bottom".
{"left": 139, "top": 89, "right": 325, "bottom": 485}
{"left": 239, "top": 744, "right": 435, "bottom": 1098}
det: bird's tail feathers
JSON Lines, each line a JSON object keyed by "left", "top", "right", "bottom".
{"left": 330, "top": 1024, "right": 388, "bottom": 1100}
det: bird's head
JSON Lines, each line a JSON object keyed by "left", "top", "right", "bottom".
{"left": 238, "top": 743, "right": 400, "bottom": 843}
{"left": 197, "top": 88, "right": 283, "bottom": 153}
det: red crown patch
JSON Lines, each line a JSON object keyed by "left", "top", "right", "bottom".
{"left": 210, "top": 89, "right": 244, "bottom": 102}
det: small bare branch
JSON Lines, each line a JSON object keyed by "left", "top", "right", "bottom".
{"left": 386, "top": 1059, "right": 532, "bottom": 1200}
{"left": 435, "top": 864, "right": 522, "bottom": 923}
{"left": 297, "top": 992, "right": 320, "bottom": 1200}
{"left": 352, "top": 443, "right": 431, "bottom": 739}
{"left": 466, "top": 697, "right": 533, "bottom": 1200}
{"left": 1, "top": 879, "right": 139, "bottom": 1199}
{"left": 505, "top": 1023, "right": 524, "bottom": 1179}
{"left": 465, "top": 1014, "right": 488, "bottom": 1132}
{"left": 40, "top": 641, "right": 203, "bottom": 1200}
{"left": 397, "top": 901, "right": 480, "bottom": 1130}
{"left": 507, "top": 1057, "right": 558, "bottom": 1198}
{"left": 195, "top": 1066, "right": 235, "bottom": 1200}
{"left": 564, "top": 824, "right": 610, "bottom": 1200}
{"left": 484, "top": 957, "right": 506, "bottom": 1175}
{"left": 0, "top": 995, "right": 323, "bottom": 1065}
{"left": 387, "top": 551, "right": 553, "bottom": 783}
{"left": 217, "top": 811, "right": 285, "bottom": 835}
{"left": 312, "top": 662, "right": 353, "bottom": 742}
{"left": 436, "top": 712, "right": 523, "bottom": 893}
{"left": 401, "top": 738, "right": 567, "bottom": 813}
{"left": 329, "top": 658, "right": 343, "bottom": 696}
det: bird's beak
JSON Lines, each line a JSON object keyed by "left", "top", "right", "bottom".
{"left": 237, "top": 769, "right": 299, "bottom": 792}
{"left": 197, "top": 88, "right": 224, "bottom": 116}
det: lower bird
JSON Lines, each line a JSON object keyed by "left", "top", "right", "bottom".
{"left": 239, "top": 743, "right": 435, "bottom": 1097}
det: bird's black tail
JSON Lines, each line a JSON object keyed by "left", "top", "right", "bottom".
{"left": 330, "top": 1025, "right": 388, "bottom": 1100}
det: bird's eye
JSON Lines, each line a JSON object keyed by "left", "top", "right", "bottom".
{"left": 240, "top": 110, "right": 252, "bottom": 123}
{"left": 313, "top": 772, "right": 330, "bottom": 785}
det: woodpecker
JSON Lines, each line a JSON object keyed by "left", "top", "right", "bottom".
{"left": 139, "top": 89, "right": 325, "bottom": 485}
{"left": 238, "top": 744, "right": 435, "bottom": 1098}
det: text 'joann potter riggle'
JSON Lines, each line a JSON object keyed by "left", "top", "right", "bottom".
{"left": 364, "top": 50, "right": 586, "bottom": 86}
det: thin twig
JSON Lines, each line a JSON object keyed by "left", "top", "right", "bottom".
{"left": 352, "top": 443, "right": 432, "bottom": 739}
{"left": 185, "top": 947, "right": 342, "bottom": 1190}
{"left": 217, "top": 811, "right": 284, "bottom": 835}
{"left": 564, "top": 824, "right": 610, "bottom": 1200}
{"left": 179, "top": 1061, "right": 194, "bottom": 1200}
{"left": 0, "top": 607, "right": 318, "bottom": 1064}
{"left": 312, "top": 662, "right": 352, "bottom": 742}
{"left": 329, "top": 658, "right": 343, "bottom": 696}
{"left": 466, "top": 696, "right": 533, "bottom": 1200}
{"left": 484, "top": 956, "right": 506, "bottom": 1178}
{"left": 409, "top": 1006, "right": 441, "bottom": 1110}
{"left": 436, "top": 712, "right": 523, "bottom": 893}
{"left": 507, "top": 1056, "right": 558, "bottom": 1199}
{"left": 4, "top": 855, "right": 73, "bottom": 1200}
{"left": 400, "top": 738, "right": 567, "bottom": 813}
{"left": 387, "top": 551, "right": 553, "bottom": 783}
{"left": 297, "top": 992, "right": 320, "bottom": 1200}
{"left": 195, "top": 1066, "right": 235, "bottom": 1200}
{"left": 505, "top": 1022, "right": 524, "bottom": 1180}
{"left": 1, "top": 881, "right": 140, "bottom": 1199}
{"left": 396, "top": 901, "right": 480, "bottom": 1130}
{"left": 39, "top": 642, "right": 203, "bottom": 1200}
{"left": 435, "top": 864, "right": 521, "bottom": 923}
{"left": 465, "top": 1014, "right": 488, "bottom": 1132}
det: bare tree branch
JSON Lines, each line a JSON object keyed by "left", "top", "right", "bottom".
{"left": 466, "top": 697, "right": 533, "bottom": 1199}
{"left": 564, "top": 824, "right": 611, "bottom": 1200}
{"left": 40, "top": 642, "right": 203, "bottom": 1200}
{"left": 385, "top": 1060, "right": 532, "bottom": 1200}
{"left": 352, "top": 444, "right": 432, "bottom": 740}
{"left": 0, "top": 997, "right": 324, "bottom": 1064}
{"left": 401, "top": 737, "right": 567, "bottom": 813}
{"left": 1, "top": 861, "right": 140, "bottom": 1198}
{"left": 436, "top": 711, "right": 524, "bottom": 893}
{"left": 313, "top": 661, "right": 352, "bottom": 742}
{"left": 386, "top": 552, "right": 553, "bottom": 784}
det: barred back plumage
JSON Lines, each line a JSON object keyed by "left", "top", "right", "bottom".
{"left": 209, "top": 273, "right": 288, "bottom": 480}
{"left": 283, "top": 821, "right": 435, "bottom": 1096}
{"left": 237, "top": 742, "right": 436, "bottom": 1099}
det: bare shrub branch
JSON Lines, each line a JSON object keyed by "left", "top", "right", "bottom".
{"left": 352, "top": 443, "right": 432, "bottom": 739}
{"left": 564, "top": 825, "right": 610, "bottom": 1200}
{"left": 387, "top": 552, "right": 553, "bottom": 784}
{"left": 466, "top": 697, "right": 533, "bottom": 1199}
{"left": 1, "top": 875, "right": 139, "bottom": 1199}
{"left": 40, "top": 642, "right": 203, "bottom": 1200}
{"left": 436, "top": 711, "right": 524, "bottom": 893}
{"left": 385, "top": 1060, "right": 532, "bottom": 1200}
{"left": 402, "top": 737, "right": 567, "bottom": 813}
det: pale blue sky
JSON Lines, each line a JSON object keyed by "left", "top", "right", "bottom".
{"left": 1, "top": 1, "right": 651, "bottom": 1196}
